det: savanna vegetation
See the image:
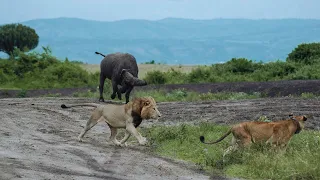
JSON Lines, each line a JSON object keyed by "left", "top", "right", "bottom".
{"left": 140, "top": 123, "right": 320, "bottom": 180}
{"left": 143, "top": 43, "right": 320, "bottom": 84}
{"left": 1, "top": 38, "right": 320, "bottom": 90}
{"left": 1, "top": 24, "right": 320, "bottom": 179}
{"left": 0, "top": 47, "right": 99, "bottom": 89}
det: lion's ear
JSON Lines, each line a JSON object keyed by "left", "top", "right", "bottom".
{"left": 288, "top": 113, "right": 293, "bottom": 118}
{"left": 144, "top": 101, "right": 150, "bottom": 106}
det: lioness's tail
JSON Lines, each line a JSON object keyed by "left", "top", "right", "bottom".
{"left": 61, "top": 103, "right": 99, "bottom": 109}
{"left": 200, "top": 129, "right": 232, "bottom": 144}
{"left": 95, "top": 51, "right": 105, "bottom": 57}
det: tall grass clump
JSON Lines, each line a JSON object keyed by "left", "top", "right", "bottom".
{"left": 142, "top": 123, "right": 320, "bottom": 180}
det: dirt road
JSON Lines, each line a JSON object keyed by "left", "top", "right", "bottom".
{"left": 0, "top": 97, "right": 213, "bottom": 180}
{"left": 1, "top": 97, "right": 319, "bottom": 180}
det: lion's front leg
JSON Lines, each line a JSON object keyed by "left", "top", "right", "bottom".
{"left": 126, "top": 123, "right": 147, "bottom": 145}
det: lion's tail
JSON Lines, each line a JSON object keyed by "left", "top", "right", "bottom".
{"left": 60, "top": 103, "right": 99, "bottom": 109}
{"left": 200, "top": 129, "right": 232, "bottom": 144}
{"left": 95, "top": 51, "right": 106, "bottom": 57}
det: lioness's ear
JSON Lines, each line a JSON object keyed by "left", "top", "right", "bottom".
{"left": 288, "top": 113, "right": 293, "bottom": 117}
{"left": 303, "top": 115, "right": 307, "bottom": 121}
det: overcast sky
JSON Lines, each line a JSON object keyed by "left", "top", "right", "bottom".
{"left": 1, "top": 0, "right": 319, "bottom": 24}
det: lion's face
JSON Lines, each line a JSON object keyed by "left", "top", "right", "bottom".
{"left": 140, "top": 97, "right": 161, "bottom": 120}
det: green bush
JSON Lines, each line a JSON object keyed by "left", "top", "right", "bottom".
{"left": 144, "top": 70, "right": 167, "bottom": 84}
{"left": 287, "top": 43, "right": 320, "bottom": 64}
{"left": 225, "top": 58, "right": 262, "bottom": 74}
{"left": 0, "top": 47, "right": 98, "bottom": 89}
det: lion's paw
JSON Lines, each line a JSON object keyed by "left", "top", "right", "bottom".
{"left": 78, "top": 137, "right": 83, "bottom": 142}
{"left": 113, "top": 141, "right": 122, "bottom": 146}
{"left": 139, "top": 138, "right": 148, "bottom": 145}
{"left": 119, "top": 142, "right": 128, "bottom": 147}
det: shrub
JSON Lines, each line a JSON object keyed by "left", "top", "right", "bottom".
{"left": 144, "top": 70, "right": 167, "bottom": 84}
{"left": 287, "top": 43, "right": 320, "bottom": 64}
{"left": 225, "top": 58, "right": 261, "bottom": 74}
{"left": 187, "top": 66, "right": 213, "bottom": 83}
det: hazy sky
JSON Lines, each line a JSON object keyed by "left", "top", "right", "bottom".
{"left": 1, "top": 0, "right": 319, "bottom": 24}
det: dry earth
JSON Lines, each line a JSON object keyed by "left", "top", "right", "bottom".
{"left": 1, "top": 96, "right": 320, "bottom": 180}
{"left": 0, "top": 98, "right": 217, "bottom": 180}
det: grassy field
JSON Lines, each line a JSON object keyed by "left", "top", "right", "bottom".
{"left": 79, "top": 63, "right": 197, "bottom": 78}
{"left": 141, "top": 123, "right": 320, "bottom": 180}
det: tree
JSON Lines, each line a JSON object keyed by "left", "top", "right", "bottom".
{"left": 0, "top": 23, "right": 39, "bottom": 56}
{"left": 286, "top": 43, "right": 320, "bottom": 64}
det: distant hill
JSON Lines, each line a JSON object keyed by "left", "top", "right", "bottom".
{"left": 3, "top": 17, "right": 320, "bottom": 64}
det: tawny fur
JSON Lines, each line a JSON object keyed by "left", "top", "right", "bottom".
{"left": 200, "top": 114, "right": 307, "bottom": 158}
{"left": 61, "top": 97, "right": 161, "bottom": 146}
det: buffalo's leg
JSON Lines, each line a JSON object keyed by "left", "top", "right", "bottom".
{"left": 125, "top": 86, "right": 133, "bottom": 104}
{"left": 111, "top": 79, "right": 120, "bottom": 100}
{"left": 119, "top": 84, "right": 128, "bottom": 93}
{"left": 99, "top": 74, "right": 106, "bottom": 102}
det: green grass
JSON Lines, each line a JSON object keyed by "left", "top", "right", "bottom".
{"left": 56, "top": 88, "right": 320, "bottom": 102}
{"left": 133, "top": 89, "right": 263, "bottom": 102}
{"left": 141, "top": 123, "right": 320, "bottom": 180}
{"left": 72, "top": 88, "right": 263, "bottom": 102}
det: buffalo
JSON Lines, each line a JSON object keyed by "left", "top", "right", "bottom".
{"left": 95, "top": 51, "right": 147, "bottom": 103}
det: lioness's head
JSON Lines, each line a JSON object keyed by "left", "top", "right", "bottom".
{"left": 131, "top": 96, "right": 161, "bottom": 120}
{"left": 289, "top": 113, "right": 307, "bottom": 122}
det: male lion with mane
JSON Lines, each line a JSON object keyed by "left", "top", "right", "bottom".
{"left": 200, "top": 114, "right": 307, "bottom": 159}
{"left": 61, "top": 96, "right": 161, "bottom": 146}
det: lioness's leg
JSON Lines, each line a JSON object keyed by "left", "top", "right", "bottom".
{"left": 120, "top": 130, "right": 131, "bottom": 145}
{"left": 78, "top": 111, "right": 102, "bottom": 142}
{"left": 223, "top": 144, "right": 238, "bottom": 163}
{"left": 126, "top": 123, "right": 147, "bottom": 145}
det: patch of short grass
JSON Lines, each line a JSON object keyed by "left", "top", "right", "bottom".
{"left": 70, "top": 88, "right": 262, "bottom": 102}
{"left": 59, "top": 86, "right": 320, "bottom": 103}
{"left": 133, "top": 89, "right": 262, "bottom": 102}
{"left": 142, "top": 123, "right": 320, "bottom": 180}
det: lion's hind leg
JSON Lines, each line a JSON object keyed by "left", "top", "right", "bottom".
{"left": 107, "top": 123, "right": 122, "bottom": 146}
{"left": 119, "top": 130, "right": 131, "bottom": 146}
{"left": 78, "top": 109, "right": 102, "bottom": 142}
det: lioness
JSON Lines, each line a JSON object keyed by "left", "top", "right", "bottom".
{"left": 61, "top": 96, "right": 161, "bottom": 146}
{"left": 200, "top": 114, "right": 307, "bottom": 158}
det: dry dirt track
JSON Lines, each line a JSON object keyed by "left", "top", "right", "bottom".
{"left": 0, "top": 98, "right": 213, "bottom": 180}
{"left": 1, "top": 97, "right": 320, "bottom": 180}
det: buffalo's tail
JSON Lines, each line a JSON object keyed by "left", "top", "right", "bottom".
{"left": 95, "top": 51, "right": 106, "bottom": 57}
